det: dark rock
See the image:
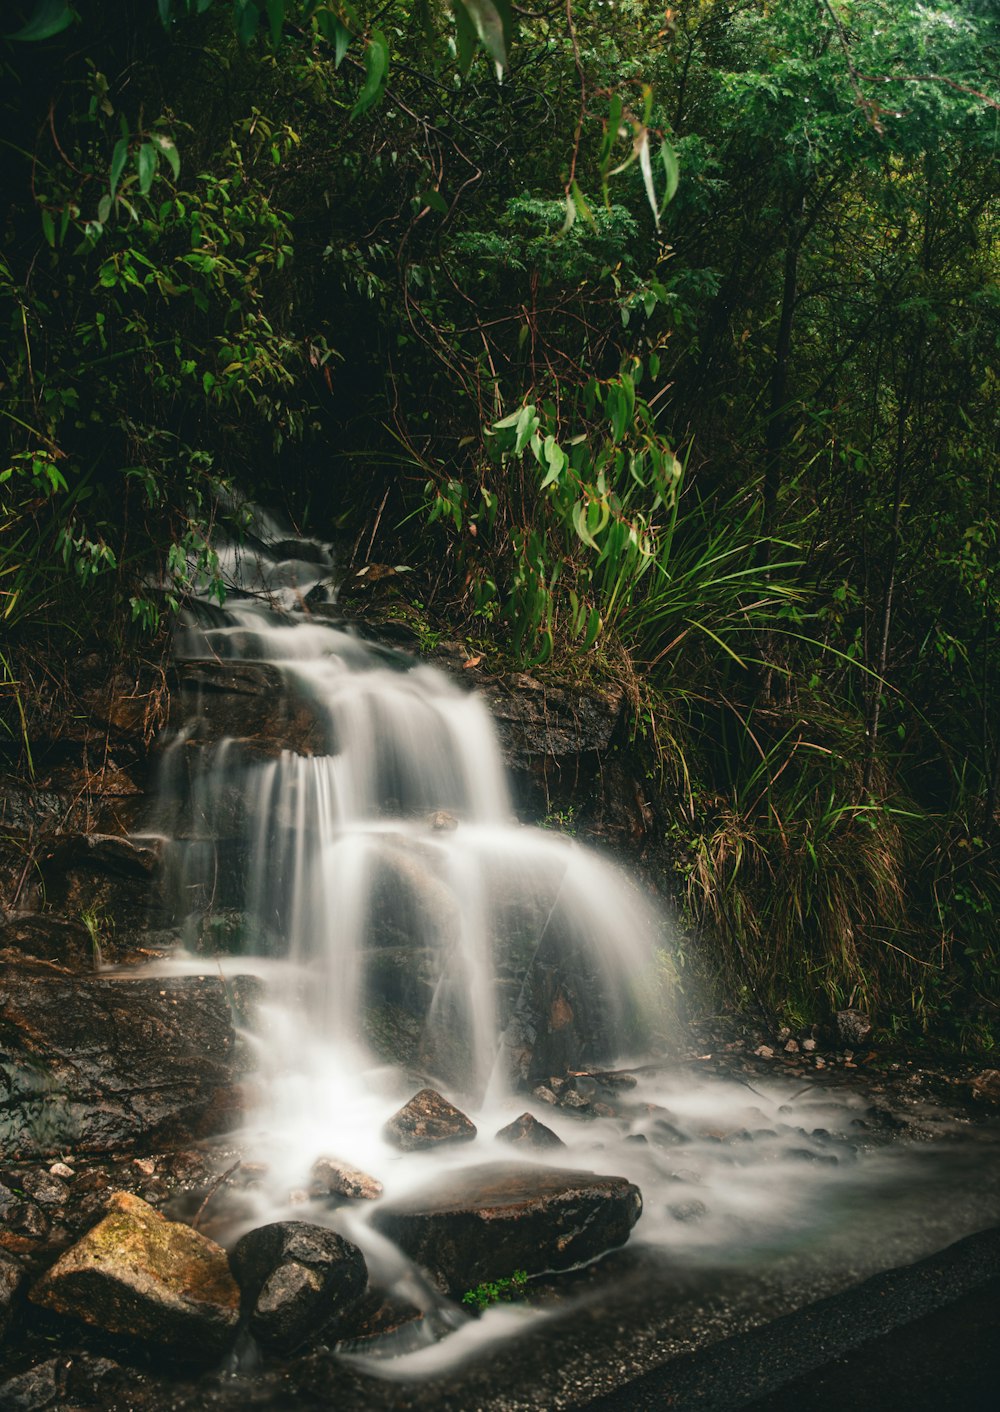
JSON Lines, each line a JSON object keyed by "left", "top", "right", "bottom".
{"left": 29, "top": 1191, "right": 240, "bottom": 1353}
{"left": 328, "top": 1289, "right": 425, "bottom": 1350}
{"left": 0, "top": 1183, "right": 49, "bottom": 1253}
{"left": 0, "top": 1249, "right": 24, "bottom": 1339}
{"left": 0, "top": 1353, "right": 127, "bottom": 1410}
{"left": 18, "top": 1170, "right": 69, "bottom": 1206}
{"left": 495, "top": 1112, "right": 565, "bottom": 1150}
{"left": 836, "top": 1008, "right": 873, "bottom": 1046}
{"left": 372, "top": 1161, "right": 642, "bottom": 1294}
{"left": 382, "top": 1088, "right": 477, "bottom": 1151}
{"left": 168, "top": 661, "right": 329, "bottom": 758}
{"left": 310, "top": 1157, "right": 383, "bottom": 1202}
{"left": 68, "top": 833, "right": 159, "bottom": 879}
{"left": 230, "top": 1220, "right": 367, "bottom": 1351}
{"left": 0, "top": 1358, "right": 61, "bottom": 1412}
{"left": 0, "top": 968, "right": 243, "bottom": 1157}
{"left": 0, "top": 915, "right": 100, "bottom": 973}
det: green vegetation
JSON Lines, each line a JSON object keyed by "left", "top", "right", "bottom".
{"left": 2, "top": 0, "right": 998, "bottom": 1047}
{"left": 462, "top": 1268, "right": 529, "bottom": 1311}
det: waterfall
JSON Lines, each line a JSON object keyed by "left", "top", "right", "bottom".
{"left": 150, "top": 525, "right": 665, "bottom": 1106}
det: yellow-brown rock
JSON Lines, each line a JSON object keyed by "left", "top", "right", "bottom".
{"left": 29, "top": 1192, "right": 239, "bottom": 1353}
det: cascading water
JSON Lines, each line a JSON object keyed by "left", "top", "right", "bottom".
{"left": 134, "top": 516, "right": 1000, "bottom": 1388}
{"left": 151, "top": 527, "right": 662, "bottom": 1112}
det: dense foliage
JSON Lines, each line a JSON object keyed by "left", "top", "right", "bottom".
{"left": 2, "top": 0, "right": 998, "bottom": 1045}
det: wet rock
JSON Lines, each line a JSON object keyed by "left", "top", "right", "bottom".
{"left": 0, "top": 967, "right": 243, "bottom": 1157}
{"left": 428, "top": 810, "right": 458, "bottom": 831}
{"left": 836, "top": 1008, "right": 873, "bottom": 1046}
{"left": 0, "top": 1249, "right": 24, "bottom": 1338}
{"left": 970, "top": 1069, "right": 1000, "bottom": 1106}
{"left": 372, "top": 1161, "right": 642, "bottom": 1294}
{"left": 68, "top": 833, "right": 159, "bottom": 879}
{"left": 310, "top": 1157, "right": 383, "bottom": 1202}
{"left": 0, "top": 915, "right": 100, "bottom": 972}
{"left": 29, "top": 1191, "right": 240, "bottom": 1353}
{"left": 0, "top": 1354, "right": 122, "bottom": 1411}
{"left": 169, "top": 661, "right": 329, "bottom": 758}
{"left": 230, "top": 1220, "right": 367, "bottom": 1352}
{"left": 495, "top": 1112, "right": 565, "bottom": 1150}
{"left": 382, "top": 1088, "right": 477, "bottom": 1151}
{"left": 18, "top": 1170, "right": 69, "bottom": 1206}
{"left": 48, "top": 1162, "right": 73, "bottom": 1179}
{"left": 328, "top": 1289, "right": 425, "bottom": 1350}
{"left": 0, "top": 1183, "right": 49, "bottom": 1253}
{"left": 755, "top": 1044, "right": 775, "bottom": 1059}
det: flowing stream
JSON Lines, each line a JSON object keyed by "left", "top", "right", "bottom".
{"left": 136, "top": 518, "right": 999, "bottom": 1382}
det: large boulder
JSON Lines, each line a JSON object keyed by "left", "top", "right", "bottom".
{"left": 229, "top": 1221, "right": 367, "bottom": 1351}
{"left": 0, "top": 967, "right": 244, "bottom": 1157}
{"left": 29, "top": 1191, "right": 240, "bottom": 1353}
{"left": 372, "top": 1161, "right": 642, "bottom": 1294}
{"left": 382, "top": 1088, "right": 477, "bottom": 1151}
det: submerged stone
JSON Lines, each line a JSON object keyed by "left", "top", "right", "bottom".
{"left": 229, "top": 1220, "right": 367, "bottom": 1351}
{"left": 495, "top": 1112, "right": 565, "bottom": 1150}
{"left": 29, "top": 1191, "right": 239, "bottom": 1353}
{"left": 372, "top": 1161, "right": 642, "bottom": 1293}
{"left": 382, "top": 1088, "right": 477, "bottom": 1151}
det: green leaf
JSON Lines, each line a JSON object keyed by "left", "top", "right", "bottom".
{"left": 332, "top": 17, "right": 352, "bottom": 68}
{"left": 637, "top": 128, "right": 659, "bottom": 230}
{"left": 418, "top": 189, "right": 449, "bottom": 214}
{"left": 265, "top": 0, "right": 284, "bottom": 46}
{"left": 150, "top": 132, "right": 181, "bottom": 181}
{"left": 6, "top": 0, "right": 75, "bottom": 42}
{"left": 350, "top": 32, "right": 389, "bottom": 120}
{"left": 582, "top": 606, "right": 602, "bottom": 650}
{"left": 137, "top": 143, "right": 157, "bottom": 196}
{"left": 234, "top": 0, "right": 259, "bottom": 44}
{"left": 513, "top": 404, "right": 539, "bottom": 455}
{"left": 453, "top": 0, "right": 477, "bottom": 76}
{"left": 157, "top": 0, "right": 171, "bottom": 28}
{"left": 454, "top": 0, "right": 512, "bottom": 73}
{"left": 572, "top": 500, "right": 599, "bottom": 551}
{"left": 97, "top": 193, "right": 111, "bottom": 224}
{"left": 569, "top": 179, "right": 596, "bottom": 230}
{"left": 110, "top": 137, "right": 129, "bottom": 199}
{"left": 40, "top": 208, "right": 56, "bottom": 246}
{"left": 659, "top": 137, "right": 680, "bottom": 208}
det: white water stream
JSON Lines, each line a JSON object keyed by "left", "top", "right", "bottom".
{"left": 135, "top": 522, "right": 986, "bottom": 1377}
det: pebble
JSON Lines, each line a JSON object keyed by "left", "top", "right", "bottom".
{"left": 754, "top": 1045, "right": 775, "bottom": 1059}
{"left": 48, "top": 1163, "right": 74, "bottom": 1179}
{"left": 802, "top": 1038, "right": 817, "bottom": 1053}
{"left": 132, "top": 1158, "right": 156, "bottom": 1177}
{"left": 784, "top": 1040, "right": 800, "bottom": 1053}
